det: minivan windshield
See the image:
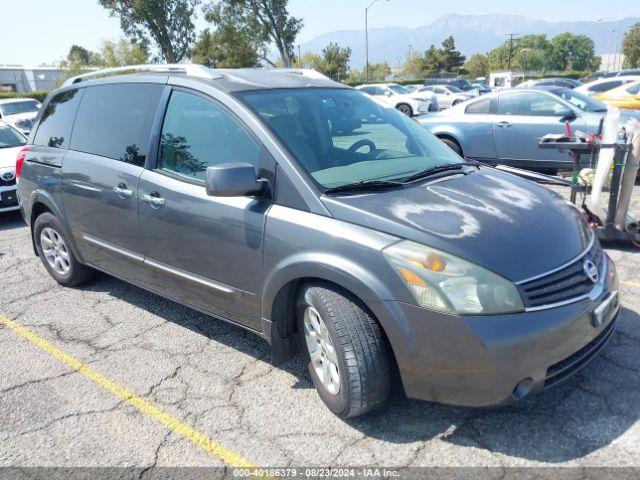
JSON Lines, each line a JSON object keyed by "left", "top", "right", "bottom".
{"left": 239, "top": 88, "right": 463, "bottom": 190}
{"left": 0, "top": 100, "right": 40, "bottom": 116}
{"left": 0, "top": 124, "right": 27, "bottom": 148}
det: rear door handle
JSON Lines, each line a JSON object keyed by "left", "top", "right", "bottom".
{"left": 141, "top": 193, "right": 166, "bottom": 208}
{"left": 113, "top": 184, "right": 133, "bottom": 199}
{"left": 496, "top": 121, "right": 512, "bottom": 128}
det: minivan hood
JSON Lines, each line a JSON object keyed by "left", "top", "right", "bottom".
{"left": 321, "top": 167, "right": 591, "bottom": 282}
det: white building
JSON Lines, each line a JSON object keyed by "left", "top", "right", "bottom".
{"left": 0, "top": 65, "right": 64, "bottom": 93}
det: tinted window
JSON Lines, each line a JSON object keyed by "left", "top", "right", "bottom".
{"left": 498, "top": 92, "right": 566, "bottom": 116}
{"left": 159, "top": 91, "right": 261, "bottom": 181}
{"left": 627, "top": 83, "right": 640, "bottom": 95}
{"left": 465, "top": 98, "right": 491, "bottom": 114}
{"left": 0, "top": 100, "right": 40, "bottom": 116}
{"left": 590, "top": 80, "right": 623, "bottom": 93}
{"left": 0, "top": 124, "right": 26, "bottom": 148}
{"left": 71, "top": 83, "right": 163, "bottom": 165}
{"left": 33, "top": 89, "right": 82, "bottom": 149}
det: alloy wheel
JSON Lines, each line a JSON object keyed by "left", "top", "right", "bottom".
{"left": 303, "top": 306, "right": 341, "bottom": 396}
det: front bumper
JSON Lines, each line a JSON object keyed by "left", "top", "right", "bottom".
{"left": 0, "top": 178, "right": 19, "bottom": 213}
{"left": 383, "top": 255, "right": 620, "bottom": 407}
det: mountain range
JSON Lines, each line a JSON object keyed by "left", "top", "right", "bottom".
{"left": 299, "top": 14, "right": 639, "bottom": 68}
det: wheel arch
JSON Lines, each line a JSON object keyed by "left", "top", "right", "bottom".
{"left": 262, "top": 254, "right": 405, "bottom": 368}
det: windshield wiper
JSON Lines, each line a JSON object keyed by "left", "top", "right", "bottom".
{"left": 403, "top": 162, "right": 478, "bottom": 183}
{"left": 323, "top": 179, "right": 403, "bottom": 195}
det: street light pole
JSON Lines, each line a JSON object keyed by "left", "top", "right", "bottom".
{"left": 613, "top": 20, "right": 622, "bottom": 70}
{"left": 365, "top": 0, "right": 388, "bottom": 83}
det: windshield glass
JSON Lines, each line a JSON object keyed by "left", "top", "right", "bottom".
{"left": 447, "top": 86, "right": 463, "bottom": 93}
{"left": 238, "top": 88, "right": 463, "bottom": 190}
{"left": 388, "top": 84, "right": 409, "bottom": 94}
{"left": 456, "top": 79, "right": 474, "bottom": 90}
{"left": 553, "top": 89, "right": 608, "bottom": 112}
{"left": 0, "top": 124, "right": 27, "bottom": 148}
{"left": 0, "top": 100, "right": 40, "bottom": 116}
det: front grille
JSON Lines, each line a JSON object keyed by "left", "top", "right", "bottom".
{"left": 0, "top": 177, "right": 16, "bottom": 187}
{"left": 519, "top": 240, "right": 604, "bottom": 309}
{"left": 544, "top": 315, "right": 617, "bottom": 388}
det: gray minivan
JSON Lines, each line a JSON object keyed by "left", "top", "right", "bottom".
{"left": 16, "top": 65, "right": 620, "bottom": 418}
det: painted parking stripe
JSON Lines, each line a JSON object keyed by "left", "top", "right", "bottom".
{"left": 621, "top": 281, "right": 640, "bottom": 287}
{"left": 0, "top": 315, "right": 255, "bottom": 469}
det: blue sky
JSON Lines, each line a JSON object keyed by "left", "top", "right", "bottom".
{"left": 0, "top": 0, "right": 635, "bottom": 65}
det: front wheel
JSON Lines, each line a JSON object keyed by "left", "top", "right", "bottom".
{"left": 297, "top": 283, "right": 391, "bottom": 418}
{"left": 396, "top": 103, "right": 413, "bottom": 117}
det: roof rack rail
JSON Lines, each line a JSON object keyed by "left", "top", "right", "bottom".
{"left": 265, "top": 68, "right": 330, "bottom": 80}
{"left": 62, "top": 63, "right": 222, "bottom": 87}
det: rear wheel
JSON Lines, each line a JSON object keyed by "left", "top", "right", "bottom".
{"left": 297, "top": 283, "right": 391, "bottom": 418}
{"left": 33, "top": 212, "right": 93, "bottom": 287}
{"left": 396, "top": 103, "right": 413, "bottom": 117}
{"left": 452, "top": 99, "right": 462, "bottom": 106}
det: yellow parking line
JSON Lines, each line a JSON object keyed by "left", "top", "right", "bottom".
{"left": 621, "top": 281, "right": 640, "bottom": 287}
{"left": 0, "top": 315, "right": 255, "bottom": 469}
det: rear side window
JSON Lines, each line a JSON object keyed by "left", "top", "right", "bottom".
{"left": 71, "top": 83, "right": 163, "bottom": 166}
{"left": 590, "top": 80, "right": 622, "bottom": 93}
{"left": 33, "top": 89, "right": 82, "bottom": 149}
{"left": 158, "top": 90, "right": 261, "bottom": 181}
{"left": 626, "top": 83, "right": 640, "bottom": 95}
{"left": 465, "top": 98, "right": 491, "bottom": 114}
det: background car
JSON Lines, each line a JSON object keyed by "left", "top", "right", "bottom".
{"left": 574, "top": 76, "right": 640, "bottom": 97}
{"left": 0, "top": 98, "right": 41, "bottom": 135}
{"left": 403, "top": 84, "right": 440, "bottom": 111}
{"left": 594, "top": 81, "right": 640, "bottom": 110}
{"left": 601, "top": 69, "right": 640, "bottom": 78}
{"left": 356, "top": 84, "right": 431, "bottom": 116}
{"left": 423, "top": 78, "right": 479, "bottom": 96}
{"left": 419, "top": 85, "right": 471, "bottom": 110}
{"left": 517, "top": 77, "right": 582, "bottom": 89}
{"left": 0, "top": 120, "right": 26, "bottom": 213}
{"left": 472, "top": 82, "right": 492, "bottom": 95}
{"left": 418, "top": 86, "right": 639, "bottom": 170}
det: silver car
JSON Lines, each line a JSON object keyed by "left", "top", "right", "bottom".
{"left": 419, "top": 86, "right": 637, "bottom": 170}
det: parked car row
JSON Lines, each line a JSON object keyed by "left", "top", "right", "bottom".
{"left": 0, "top": 120, "right": 25, "bottom": 213}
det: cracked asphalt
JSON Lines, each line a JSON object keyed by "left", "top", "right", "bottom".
{"left": 1, "top": 202, "right": 640, "bottom": 470}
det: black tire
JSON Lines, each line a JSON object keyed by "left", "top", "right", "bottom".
{"left": 33, "top": 212, "right": 93, "bottom": 287}
{"left": 396, "top": 103, "right": 413, "bottom": 117}
{"left": 297, "top": 283, "right": 390, "bottom": 418}
{"left": 452, "top": 99, "right": 462, "bottom": 106}
{"left": 440, "top": 137, "right": 463, "bottom": 157}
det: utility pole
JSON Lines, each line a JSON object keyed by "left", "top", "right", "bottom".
{"left": 297, "top": 45, "right": 302, "bottom": 66}
{"left": 365, "top": 0, "right": 389, "bottom": 83}
{"left": 506, "top": 33, "right": 519, "bottom": 71}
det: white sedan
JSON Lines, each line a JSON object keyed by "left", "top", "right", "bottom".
{"left": 574, "top": 76, "right": 640, "bottom": 97}
{"left": 0, "top": 98, "right": 41, "bottom": 135}
{"left": 0, "top": 121, "right": 26, "bottom": 213}
{"left": 356, "top": 84, "right": 433, "bottom": 117}
{"left": 418, "top": 85, "right": 472, "bottom": 110}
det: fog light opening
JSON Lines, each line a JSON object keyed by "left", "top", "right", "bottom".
{"left": 513, "top": 378, "right": 534, "bottom": 400}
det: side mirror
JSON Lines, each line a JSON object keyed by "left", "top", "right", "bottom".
{"left": 384, "top": 91, "right": 392, "bottom": 97}
{"left": 205, "top": 163, "right": 267, "bottom": 197}
{"left": 557, "top": 107, "right": 577, "bottom": 119}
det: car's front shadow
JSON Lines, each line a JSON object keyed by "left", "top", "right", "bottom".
{"left": 81, "top": 272, "right": 640, "bottom": 465}
{"left": 0, "top": 211, "right": 26, "bottom": 234}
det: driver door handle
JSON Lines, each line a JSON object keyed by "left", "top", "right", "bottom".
{"left": 496, "top": 121, "right": 513, "bottom": 128}
{"left": 113, "top": 184, "right": 133, "bottom": 199}
{"left": 141, "top": 193, "right": 166, "bottom": 208}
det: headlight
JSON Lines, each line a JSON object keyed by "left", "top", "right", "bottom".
{"left": 383, "top": 240, "right": 524, "bottom": 315}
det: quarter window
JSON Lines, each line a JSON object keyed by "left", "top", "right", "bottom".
{"left": 465, "top": 98, "right": 491, "bottom": 114}
{"left": 70, "top": 83, "right": 164, "bottom": 165}
{"left": 158, "top": 91, "right": 261, "bottom": 181}
{"left": 33, "top": 89, "right": 82, "bottom": 149}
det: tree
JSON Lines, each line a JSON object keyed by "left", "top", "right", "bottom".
{"left": 422, "top": 45, "right": 445, "bottom": 74}
{"left": 209, "top": 0, "right": 302, "bottom": 67}
{"left": 401, "top": 46, "right": 425, "bottom": 76}
{"left": 487, "top": 34, "right": 551, "bottom": 71}
{"left": 67, "top": 45, "right": 93, "bottom": 65}
{"left": 98, "top": 0, "right": 201, "bottom": 63}
{"left": 440, "top": 36, "right": 465, "bottom": 72}
{"left": 313, "top": 43, "right": 351, "bottom": 80}
{"left": 548, "top": 33, "right": 599, "bottom": 71}
{"left": 192, "top": 24, "right": 260, "bottom": 68}
{"left": 622, "top": 22, "right": 640, "bottom": 68}
{"left": 464, "top": 54, "right": 489, "bottom": 79}
{"left": 98, "top": 38, "right": 150, "bottom": 67}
